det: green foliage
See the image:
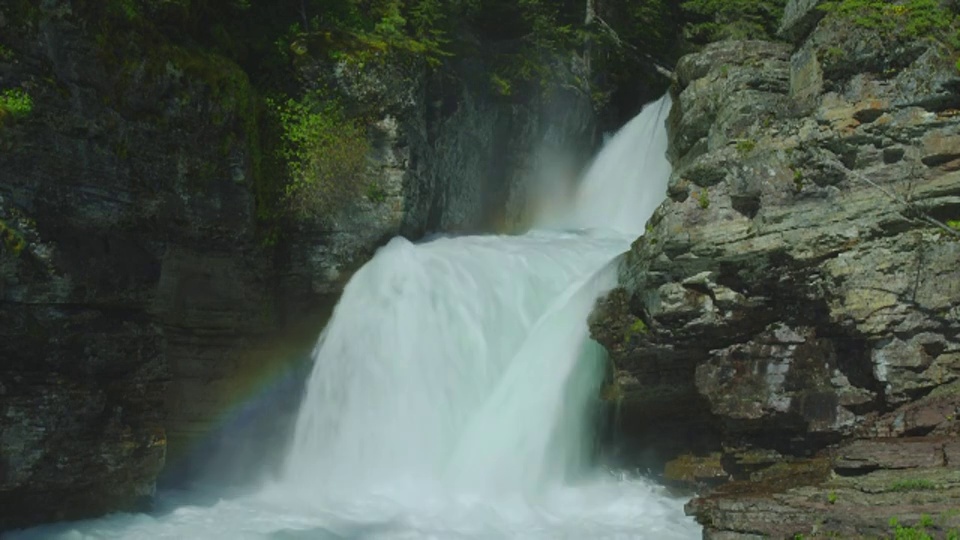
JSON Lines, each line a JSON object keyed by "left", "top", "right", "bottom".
{"left": 820, "top": 0, "right": 960, "bottom": 47}
{"left": 681, "top": 0, "right": 787, "bottom": 43}
{"left": 623, "top": 317, "right": 650, "bottom": 343}
{"left": 793, "top": 169, "right": 804, "bottom": 192}
{"left": 0, "top": 219, "right": 27, "bottom": 256}
{"left": 109, "top": 0, "right": 139, "bottom": 20}
{"left": 889, "top": 478, "right": 937, "bottom": 491}
{"left": 366, "top": 182, "right": 389, "bottom": 204}
{"left": 888, "top": 517, "right": 934, "bottom": 540}
{"left": 266, "top": 0, "right": 476, "bottom": 68}
{"left": 827, "top": 491, "right": 837, "bottom": 504}
{"left": 699, "top": 189, "right": 710, "bottom": 209}
{"left": 270, "top": 93, "right": 369, "bottom": 220}
{"left": 0, "top": 45, "right": 14, "bottom": 61}
{"left": 947, "top": 219, "right": 960, "bottom": 231}
{"left": 0, "top": 88, "right": 33, "bottom": 119}
{"left": 489, "top": 73, "right": 513, "bottom": 96}
{"left": 735, "top": 138, "right": 757, "bottom": 155}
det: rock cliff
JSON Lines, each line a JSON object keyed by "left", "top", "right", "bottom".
{"left": 591, "top": 1, "right": 960, "bottom": 537}
{"left": 0, "top": 0, "right": 600, "bottom": 530}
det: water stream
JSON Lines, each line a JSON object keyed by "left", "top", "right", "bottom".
{"left": 6, "top": 96, "right": 699, "bottom": 540}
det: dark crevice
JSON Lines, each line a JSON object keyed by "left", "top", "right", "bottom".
{"left": 883, "top": 147, "right": 905, "bottom": 164}
{"left": 921, "top": 153, "right": 960, "bottom": 167}
{"left": 834, "top": 334, "right": 884, "bottom": 397}
{"left": 853, "top": 108, "right": 884, "bottom": 124}
{"left": 834, "top": 466, "right": 880, "bottom": 477}
{"left": 731, "top": 195, "right": 761, "bottom": 219}
{"left": 903, "top": 424, "right": 937, "bottom": 437}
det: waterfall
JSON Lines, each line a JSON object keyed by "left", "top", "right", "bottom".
{"left": 283, "top": 97, "right": 674, "bottom": 499}
{"left": 7, "top": 95, "right": 698, "bottom": 539}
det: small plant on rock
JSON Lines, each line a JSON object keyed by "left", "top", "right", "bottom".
{"left": 889, "top": 517, "right": 934, "bottom": 540}
{"left": 793, "top": 169, "right": 805, "bottom": 192}
{"left": 623, "top": 318, "right": 650, "bottom": 344}
{"left": 890, "top": 478, "right": 937, "bottom": 491}
{"left": 270, "top": 93, "right": 369, "bottom": 220}
{"left": 0, "top": 88, "right": 33, "bottom": 120}
{"left": 698, "top": 189, "right": 710, "bottom": 209}
{"left": 735, "top": 138, "right": 757, "bottom": 155}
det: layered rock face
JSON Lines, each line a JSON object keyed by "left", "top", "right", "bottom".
{"left": 591, "top": 2, "right": 960, "bottom": 537}
{"left": 0, "top": 1, "right": 291, "bottom": 526}
{"left": 0, "top": 1, "right": 599, "bottom": 530}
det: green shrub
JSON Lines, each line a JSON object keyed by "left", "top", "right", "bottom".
{"left": 0, "top": 88, "right": 33, "bottom": 119}
{"left": 270, "top": 94, "right": 369, "bottom": 220}
{"left": 735, "top": 138, "right": 757, "bottom": 154}
{"left": 699, "top": 189, "right": 710, "bottom": 209}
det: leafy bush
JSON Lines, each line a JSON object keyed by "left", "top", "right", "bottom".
{"left": 270, "top": 94, "right": 369, "bottom": 220}
{"left": 0, "top": 88, "right": 33, "bottom": 119}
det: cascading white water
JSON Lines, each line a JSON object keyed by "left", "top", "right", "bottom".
{"left": 7, "top": 95, "right": 699, "bottom": 539}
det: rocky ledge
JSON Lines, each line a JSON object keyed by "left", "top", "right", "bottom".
{"left": 590, "top": 1, "right": 960, "bottom": 537}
